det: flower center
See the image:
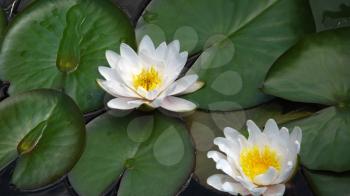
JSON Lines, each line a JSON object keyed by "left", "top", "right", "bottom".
{"left": 133, "top": 66, "right": 162, "bottom": 91}
{"left": 240, "top": 145, "right": 281, "bottom": 181}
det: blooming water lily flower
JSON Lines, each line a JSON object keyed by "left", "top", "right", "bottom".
{"left": 207, "top": 119, "right": 302, "bottom": 196}
{"left": 97, "top": 35, "right": 203, "bottom": 112}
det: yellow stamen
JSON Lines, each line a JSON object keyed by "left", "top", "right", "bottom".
{"left": 133, "top": 66, "right": 162, "bottom": 91}
{"left": 240, "top": 145, "right": 281, "bottom": 181}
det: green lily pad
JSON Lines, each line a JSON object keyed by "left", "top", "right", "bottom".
{"left": 304, "top": 169, "right": 350, "bottom": 196}
{"left": 264, "top": 28, "right": 350, "bottom": 171}
{"left": 69, "top": 111, "right": 194, "bottom": 196}
{"left": 136, "top": 0, "right": 315, "bottom": 111}
{"left": 0, "top": 0, "right": 134, "bottom": 113}
{"left": 286, "top": 107, "right": 350, "bottom": 172}
{"left": 264, "top": 28, "right": 350, "bottom": 106}
{"left": 0, "top": 89, "right": 85, "bottom": 189}
{"left": 185, "top": 101, "right": 312, "bottom": 188}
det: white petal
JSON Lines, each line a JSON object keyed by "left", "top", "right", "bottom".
{"left": 223, "top": 127, "right": 242, "bottom": 141}
{"left": 290, "top": 126, "right": 302, "bottom": 153}
{"left": 248, "top": 187, "right": 268, "bottom": 196}
{"left": 120, "top": 43, "right": 139, "bottom": 68}
{"left": 279, "top": 127, "right": 290, "bottom": 143}
{"left": 177, "top": 80, "right": 204, "bottom": 95}
{"left": 207, "top": 150, "right": 226, "bottom": 162}
{"left": 253, "top": 167, "right": 278, "bottom": 186}
{"left": 235, "top": 176, "right": 267, "bottom": 196}
{"left": 247, "top": 120, "right": 262, "bottom": 143}
{"left": 138, "top": 35, "right": 155, "bottom": 54}
{"left": 263, "top": 184, "right": 285, "bottom": 196}
{"left": 105, "top": 50, "right": 121, "bottom": 69}
{"left": 207, "top": 174, "right": 249, "bottom": 195}
{"left": 264, "top": 119, "right": 279, "bottom": 137}
{"left": 166, "top": 50, "right": 187, "bottom": 75}
{"left": 166, "top": 74, "right": 198, "bottom": 96}
{"left": 97, "top": 79, "right": 139, "bottom": 98}
{"left": 215, "top": 159, "right": 235, "bottom": 177}
{"left": 222, "top": 182, "right": 250, "bottom": 196}
{"left": 155, "top": 42, "right": 167, "bottom": 59}
{"left": 98, "top": 66, "right": 122, "bottom": 82}
{"left": 213, "top": 137, "right": 239, "bottom": 159}
{"left": 136, "top": 87, "right": 148, "bottom": 99}
{"left": 116, "top": 57, "right": 139, "bottom": 84}
{"left": 107, "top": 98, "right": 144, "bottom": 110}
{"left": 139, "top": 50, "right": 163, "bottom": 70}
{"left": 276, "top": 160, "right": 295, "bottom": 183}
{"left": 160, "top": 96, "right": 196, "bottom": 112}
{"left": 168, "top": 40, "right": 180, "bottom": 53}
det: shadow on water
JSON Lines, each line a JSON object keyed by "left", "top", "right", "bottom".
{"left": 321, "top": 3, "right": 350, "bottom": 30}
{"left": 322, "top": 3, "right": 350, "bottom": 23}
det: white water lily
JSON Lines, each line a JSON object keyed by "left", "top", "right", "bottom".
{"left": 207, "top": 119, "right": 302, "bottom": 196}
{"left": 97, "top": 35, "right": 203, "bottom": 112}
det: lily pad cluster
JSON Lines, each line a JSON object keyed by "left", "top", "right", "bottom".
{"left": 264, "top": 27, "right": 350, "bottom": 195}
{"left": 0, "top": 0, "right": 349, "bottom": 195}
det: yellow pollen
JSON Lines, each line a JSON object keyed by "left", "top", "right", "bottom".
{"left": 240, "top": 145, "right": 281, "bottom": 181}
{"left": 133, "top": 66, "right": 162, "bottom": 91}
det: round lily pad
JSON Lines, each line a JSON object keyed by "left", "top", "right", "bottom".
{"left": 136, "top": 0, "right": 315, "bottom": 111}
{"left": 69, "top": 111, "right": 194, "bottom": 196}
{"left": 0, "top": 89, "right": 85, "bottom": 190}
{"left": 0, "top": 0, "right": 135, "bottom": 113}
{"left": 264, "top": 28, "right": 350, "bottom": 172}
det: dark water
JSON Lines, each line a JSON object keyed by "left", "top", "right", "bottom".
{"left": 1, "top": 0, "right": 347, "bottom": 195}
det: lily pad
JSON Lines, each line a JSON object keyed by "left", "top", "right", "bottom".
{"left": 0, "top": 89, "right": 85, "bottom": 189}
{"left": 68, "top": 111, "right": 194, "bottom": 196}
{"left": 185, "top": 101, "right": 312, "bottom": 188}
{"left": 136, "top": 0, "right": 315, "bottom": 111}
{"left": 0, "top": 0, "right": 134, "bottom": 113}
{"left": 286, "top": 107, "right": 350, "bottom": 172}
{"left": 304, "top": 169, "right": 350, "bottom": 196}
{"left": 264, "top": 28, "right": 350, "bottom": 171}
{"left": 264, "top": 28, "right": 350, "bottom": 106}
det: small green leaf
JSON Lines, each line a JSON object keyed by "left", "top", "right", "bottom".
{"left": 17, "top": 120, "right": 47, "bottom": 155}
{"left": 137, "top": 0, "right": 315, "bottom": 111}
{"left": 0, "top": 0, "right": 135, "bottom": 113}
{"left": 69, "top": 111, "right": 194, "bottom": 196}
{"left": 304, "top": 169, "right": 350, "bottom": 196}
{"left": 0, "top": 89, "right": 85, "bottom": 189}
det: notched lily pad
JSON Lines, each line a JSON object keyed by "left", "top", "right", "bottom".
{"left": 0, "top": 0, "right": 135, "bottom": 113}
{"left": 137, "top": 0, "right": 315, "bottom": 111}
{"left": 0, "top": 89, "right": 85, "bottom": 190}
{"left": 69, "top": 111, "right": 194, "bottom": 196}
